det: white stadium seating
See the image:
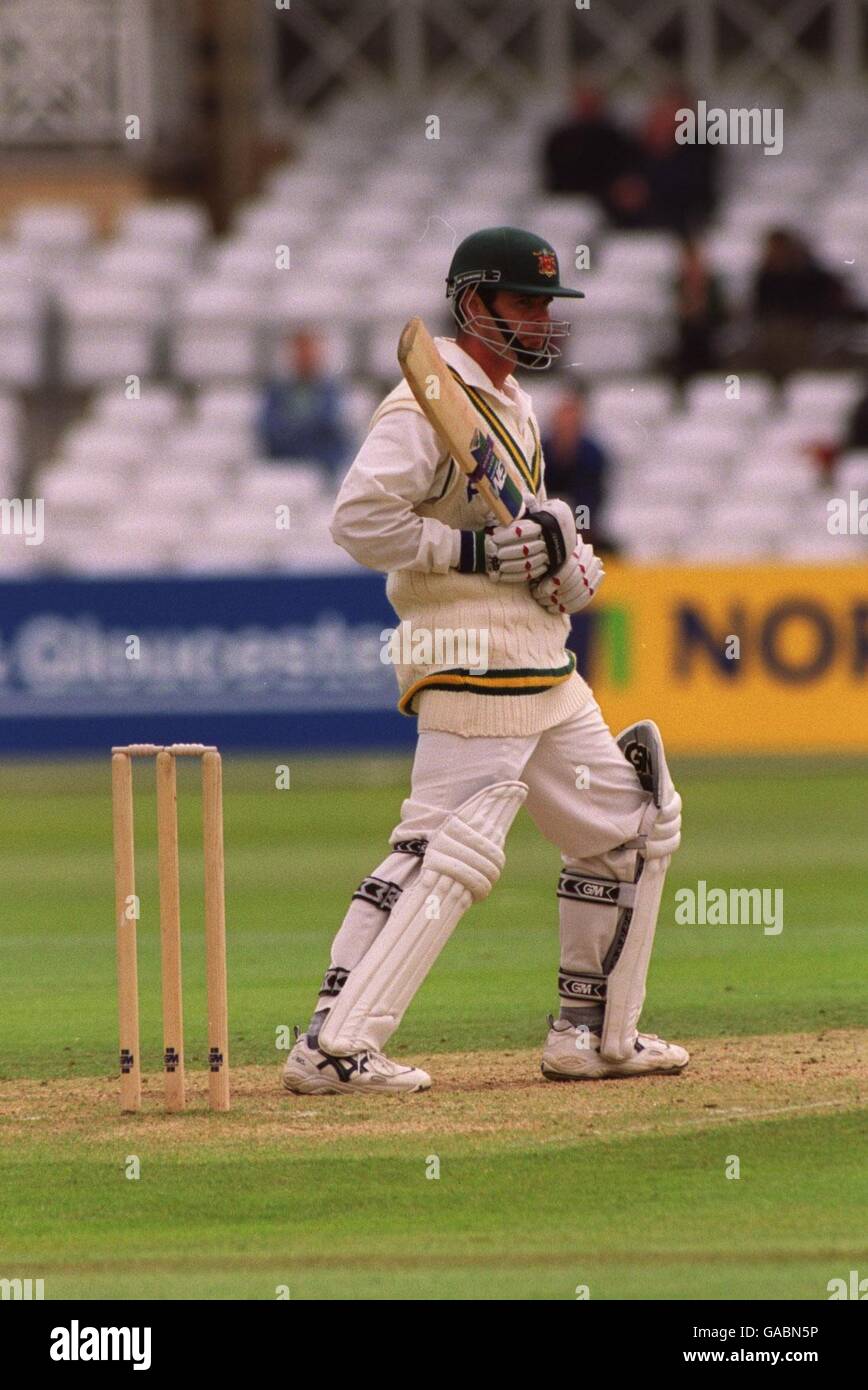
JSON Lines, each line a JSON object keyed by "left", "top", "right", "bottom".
{"left": 8, "top": 86, "right": 868, "bottom": 573}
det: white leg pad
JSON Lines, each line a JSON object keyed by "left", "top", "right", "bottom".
{"left": 600, "top": 720, "right": 681, "bottom": 1063}
{"left": 318, "top": 780, "right": 528, "bottom": 1055}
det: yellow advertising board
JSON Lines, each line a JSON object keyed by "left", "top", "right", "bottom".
{"left": 583, "top": 562, "right": 867, "bottom": 752}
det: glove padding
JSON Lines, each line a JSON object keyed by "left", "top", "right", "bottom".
{"left": 458, "top": 518, "right": 547, "bottom": 581}
{"left": 523, "top": 498, "right": 577, "bottom": 578}
{"left": 531, "top": 540, "right": 605, "bottom": 614}
{"left": 458, "top": 498, "right": 579, "bottom": 583}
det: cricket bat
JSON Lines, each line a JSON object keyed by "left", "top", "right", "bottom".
{"left": 397, "top": 317, "right": 527, "bottom": 524}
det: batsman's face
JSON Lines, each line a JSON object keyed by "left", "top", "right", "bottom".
{"left": 493, "top": 291, "right": 554, "bottom": 348}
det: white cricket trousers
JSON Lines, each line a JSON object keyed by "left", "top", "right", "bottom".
{"left": 316, "top": 698, "right": 653, "bottom": 1028}
{"left": 395, "top": 697, "right": 647, "bottom": 862}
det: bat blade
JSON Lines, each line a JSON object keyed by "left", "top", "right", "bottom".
{"left": 397, "top": 317, "right": 525, "bottom": 524}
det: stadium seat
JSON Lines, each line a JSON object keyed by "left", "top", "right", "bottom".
{"left": 11, "top": 203, "right": 94, "bottom": 251}
{"left": 367, "top": 277, "right": 444, "bottom": 330}
{"left": 731, "top": 453, "right": 818, "bottom": 498}
{"left": 708, "top": 499, "right": 790, "bottom": 538}
{"left": 40, "top": 464, "right": 129, "bottom": 511}
{"left": 240, "top": 463, "right": 328, "bottom": 513}
{"left": 578, "top": 272, "right": 666, "bottom": 320}
{"left": 266, "top": 155, "right": 351, "bottom": 198}
{"left": 590, "top": 379, "right": 677, "bottom": 426}
{"left": 576, "top": 323, "right": 650, "bottom": 376}
{"left": 782, "top": 372, "right": 863, "bottom": 423}
{"left": 111, "top": 513, "right": 193, "bottom": 568}
{"left": 136, "top": 470, "right": 216, "bottom": 515}
{"left": 659, "top": 419, "right": 744, "bottom": 467}
{"left": 0, "top": 396, "right": 21, "bottom": 491}
{"left": 758, "top": 418, "right": 833, "bottom": 453}
{"left": 835, "top": 451, "right": 868, "bottom": 491}
{"left": 684, "top": 374, "right": 776, "bottom": 421}
{"left": 779, "top": 529, "right": 866, "bottom": 562}
{"left": 704, "top": 233, "right": 756, "bottom": 307}
{"left": 235, "top": 200, "right": 326, "bottom": 246}
{"left": 530, "top": 196, "right": 603, "bottom": 247}
{"left": 171, "top": 280, "right": 265, "bottom": 382}
{"left": 270, "top": 275, "right": 363, "bottom": 327}
{"left": 208, "top": 237, "right": 295, "bottom": 286}
{"left": 342, "top": 384, "right": 378, "bottom": 444}
{"left": 0, "top": 538, "right": 38, "bottom": 576}
{"left": 118, "top": 202, "right": 210, "bottom": 249}
{"left": 94, "top": 242, "right": 194, "bottom": 288}
{"left": 593, "top": 420, "right": 657, "bottom": 467}
{"left": 640, "top": 457, "right": 721, "bottom": 504}
{"left": 164, "top": 424, "right": 251, "bottom": 471}
{"left": 91, "top": 385, "right": 181, "bottom": 433}
{"left": 59, "top": 281, "right": 163, "bottom": 385}
{"left": 202, "top": 505, "right": 290, "bottom": 565}
{"left": 605, "top": 501, "right": 687, "bottom": 553}
{"left": 0, "top": 243, "right": 40, "bottom": 285}
{"left": 523, "top": 379, "right": 565, "bottom": 435}
{"left": 194, "top": 385, "right": 261, "bottom": 432}
{"left": 11, "top": 204, "right": 95, "bottom": 290}
{"left": 679, "top": 530, "right": 777, "bottom": 561}
{"left": 0, "top": 285, "right": 46, "bottom": 386}
{"left": 718, "top": 195, "right": 806, "bottom": 238}
{"left": 599, "top": 231, "right": 681, "bottom": 281}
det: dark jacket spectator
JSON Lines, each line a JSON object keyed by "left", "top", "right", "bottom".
{"left": 542, "top": 391, "right": 613, "bottom": 552}
{"left": 752, "top": 229, "right": 848, "bottom": 323}
{"left": 258, "top": 330, "right": 349, "bottom": 475}
{"left": 641, "top": 89, "right": 719, "bottom": 236}
{"left": 748, "top": 228, "right": 853, "bottom": 379}
{"left": 542, "top": 85, "right": 643, "bottom": 210}
{"left": 843, "top": 380, "right": 868, "bottom": 450}
{"left": 671, "top": 238, "right": 726, "bottom": 379}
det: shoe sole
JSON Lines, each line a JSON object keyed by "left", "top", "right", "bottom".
{"left": 540, "top": 1062, "right": 688, "bottom": 1082}
{"left": 282, "top": 1073, "right": 431, "bottom": 1097}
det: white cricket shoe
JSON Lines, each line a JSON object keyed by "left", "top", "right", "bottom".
{"left": 282, "top": 1031, "right": 432, "bottom": 1096}
{"left": 541, "top": 1016, "right": 689, "bottom": 1081}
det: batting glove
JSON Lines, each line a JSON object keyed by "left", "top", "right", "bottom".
{"left": 531, "top": 540, "right": 605, "bottom": 614}
{"left": 457, "top": 498, "right": 578, "bottom": 584}
{"left": 457, "top": 518, "right": 549, "bottom": 582}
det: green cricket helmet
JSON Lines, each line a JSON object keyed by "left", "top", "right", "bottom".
{"left": 446, "top": 226, "right": 585, "bottom": 300}
{"left": 445, "top": 226, "right": 583, "bottom": 370}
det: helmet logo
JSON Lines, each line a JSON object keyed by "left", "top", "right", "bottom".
{"left": 534, "top": 249, "right": 558, "bottom": 278}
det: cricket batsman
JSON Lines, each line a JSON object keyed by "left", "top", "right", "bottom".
{"left": 283, "top": 226, "right": 687, "bottom": 1095}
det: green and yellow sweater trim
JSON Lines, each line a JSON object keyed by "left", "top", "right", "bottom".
{"left": 398, "top": 653, "right": 576, "bottom": 716}
{"left": 448, "top": 369, "right": 542, "bottom": 495}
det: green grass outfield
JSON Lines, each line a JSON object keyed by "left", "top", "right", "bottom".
{"left": 0, "top": 753, "right": 865, "bottom": 1300}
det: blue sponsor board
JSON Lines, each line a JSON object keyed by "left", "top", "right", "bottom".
{"left": 0, "top": 575, "right": 415, "bottom": 754}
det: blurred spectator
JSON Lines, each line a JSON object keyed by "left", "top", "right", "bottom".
{"left": 748, "top": 228, "right": 852, "bottom": 378}
{"left": 670, "top": 238, "right": 726, "bottom": 379}
{"left": 258, "top": 329, "right": 349, "bottom": 474}
{"left": 541, "top": 388, "right": 615, "bottom": 553}
{"left": 641, "top": 87, "right": 719, "bottom": 235}
{"left": 843, "top": 377, "right": 868, "bottom": 450}
{"left": 542, "top": 84, "right": 643, "bottom": 218}
{"left": 544, "top": 84, "right": 719, "bottom": 234}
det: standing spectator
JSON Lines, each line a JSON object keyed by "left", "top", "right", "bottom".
{"left": 843, "top": 377, "right": 868, "bottom": 450}
{"left": 541, "top": 388, "right": 614, "bottom": 553}
{"left": 641, "top": 87, "right": 719, "bottom": 236}
{"left": 749, "top": 228, "right": 852, "bottom": 379}
{"left": 670, "top": 238, "right": 726, "bottom": 380}
{"left": 542, "top": 84, "right": 643, "bottom": 218}
{"left": 258, "top": 329, "right": 349, "bottom": 475}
